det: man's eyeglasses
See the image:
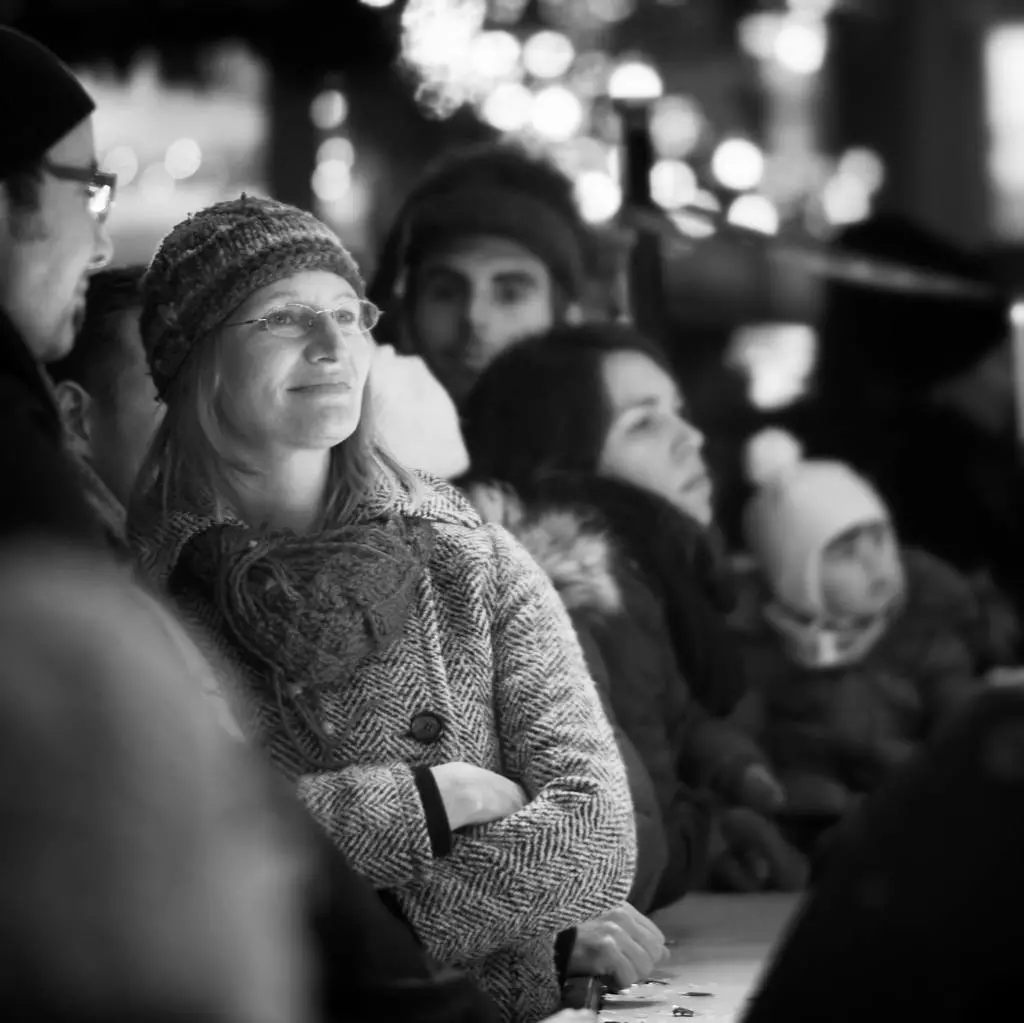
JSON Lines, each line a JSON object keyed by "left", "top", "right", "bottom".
{"left": 226, "top": 300, "right": 382, "bottom": 340}
{"left": 41, "top": 159, "right": 117, "bottom": 222}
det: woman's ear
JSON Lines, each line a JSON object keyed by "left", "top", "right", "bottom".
{"left": 53, "top": 380, "right": 94, "bottom": 459}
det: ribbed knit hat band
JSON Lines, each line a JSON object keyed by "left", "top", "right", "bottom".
{"left": 140, "top": 195, "right": 365, "bottom": 398}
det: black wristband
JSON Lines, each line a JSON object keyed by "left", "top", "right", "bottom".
{"left": 413, "top": 766, "right": 453, "bottom": 857}
{"left": 555, "top": 926, "right": 578, "bottom": 984}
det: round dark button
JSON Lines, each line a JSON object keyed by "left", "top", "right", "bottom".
{"left": 409, "top": 712, "right": 444, "bottom": 744}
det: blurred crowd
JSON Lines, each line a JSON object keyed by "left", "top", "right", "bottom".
{"left": 2, "top": 24, "right": 1023, "bottom": 1023}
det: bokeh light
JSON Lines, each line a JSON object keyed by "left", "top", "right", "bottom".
{"left": 650, "top": 95, "right": 704, "bottom": 158}
{"left": 575, "top": 169, "right": 622, "bottom": 223}
{"left": 727, "top": 193, "right": 780, "bottom": 234}
{"left": 523, "top": 30, "right": 576, "bottom": 80}
{"left": 481, "top": 82, "right": 534, "bottom": 131}
{"left": 469, "top": 30, "right": 522, "bottom": 81}
{"left": 312, "top": 159, "right": 352, "bottom": 203}
{"left": 711, "top": 137, "right": 766, "bottom": 191}
{"left": 317, "top": 137, "right": 355, "bottom": 166}
{"left": 101, "top": 145, "right": 139, "bottom": 188}
{"left": 650, "top": 159, "right": 698, "bottom": 210}
{"left": 608, "top": 59, "right": 663, "bottom": 102}
{"left": 836, "top": 147, "right": 886, "bottom": 194}
{"left": 774, "top": 19, "right": 828, "bottom": 75}
{"left": 530, "top": 85, "right": 585, "bottom": 141}
{"left": 164, "top": 138, "right": 202, "bottom": 180}
{"left": 309, "top": 89, "right": 348, "bottom": 130}
{"left": 821, "top": 173, "right": 872, "bottom": 225}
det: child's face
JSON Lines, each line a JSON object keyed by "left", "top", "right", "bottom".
{"left": 819, "top": 520, "right": 902, "bottom": 618}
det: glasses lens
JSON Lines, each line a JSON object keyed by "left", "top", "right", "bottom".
{"left": 266, "top": 306, "right": 314, "bottom": 338}
{"left": 359, "top": 300, "right": 381, "bottom": 331}
{"left": 88, "top": 185, "right": 111, "bottom": 221}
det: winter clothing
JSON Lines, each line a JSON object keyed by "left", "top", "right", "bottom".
{"left": 369, "top": 142, "right": 594, "bottom": 333}
{"left": 140, "top": 195, "right": 365, "bottom": 397}
{"left": 462, "top": 322, "right": 749, "bottom": 716}
{"left": 744, "top": 687, "right": 1024, "bottom": 1023}
{"left": 730, "top": 548, "right": 985, "bottom": 817}
{"left": 369, "top": 344, "right": 470, "bottom": 479}
{"left": 466, "top": 480, "right": 776, "bottom": 909}
{"left": 743, "top": 457, "right": 893, "bottom": 621}
{"left": 0, "top": 307, "right": 104, "bottom": 547}
{"left": 0, "top": 28, "right": 95, "bottom": 178}
{"left": 130, "top": 474, "right": 636, "bottom": 1023}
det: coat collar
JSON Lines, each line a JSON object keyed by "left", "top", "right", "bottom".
{"left": 0, "top": 304, "right": 63, "bottom": 432}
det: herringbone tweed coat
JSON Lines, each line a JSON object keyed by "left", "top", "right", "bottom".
{"left": 131, "top": 475, "right": 636, "bottom": 1023}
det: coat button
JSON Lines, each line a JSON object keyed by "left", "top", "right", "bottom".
{"left": 409, "top": 712, "right": 444, "bottom": 744}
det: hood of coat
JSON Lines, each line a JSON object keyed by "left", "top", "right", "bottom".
{"left": 464, "top": 480, "right": 623, "bottom": 616}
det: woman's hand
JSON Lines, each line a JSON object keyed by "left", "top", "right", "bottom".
{"left": 568, "top": 902, "right": 668, "bottom": 991}
{"left": 429, "top": 762, "right": 528, "bottom": 830}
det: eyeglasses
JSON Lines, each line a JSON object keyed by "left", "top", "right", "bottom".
{"left": 41, "top": 159, "right": 117, "bottom": 222}
{"left": 226, "top": 300, "right": 382, "bottom": 339}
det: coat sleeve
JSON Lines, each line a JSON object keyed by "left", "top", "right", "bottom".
{"left": 395, "top": 526, "right": 637, "bottom": 963}
{"left": 169, "top": 587, "right": 444, "bottom": 889}
{"left": 574, "top": 620, "right": 669, "bottom": 914}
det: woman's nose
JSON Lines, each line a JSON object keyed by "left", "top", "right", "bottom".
{"left": 306, "top": 318, "right": 350, "bottom": 362}
{"left": 673, "top": 418, "right": 705, "bottom": 456}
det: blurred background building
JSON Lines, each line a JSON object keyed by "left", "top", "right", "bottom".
{"left": 4, "top": 0, "right": 1024, "bottom": 421}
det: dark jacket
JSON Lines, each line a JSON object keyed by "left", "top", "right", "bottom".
{"left": 730, "top": 549, "right": 985, "bottom": 813}
{"left": 0, "top": 307, "right": 102, "bottom": 547}
{"left": 466, "top": 481, "right": 770, "bottom": 909}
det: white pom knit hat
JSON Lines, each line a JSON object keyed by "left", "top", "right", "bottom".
{"left": 741, "top": 429, "right": 892, "bottom": 618}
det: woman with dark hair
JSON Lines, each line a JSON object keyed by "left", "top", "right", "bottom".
{"left": 462, "top": 323, "right": 808, "bottom": 904}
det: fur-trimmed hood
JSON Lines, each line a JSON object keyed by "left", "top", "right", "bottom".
{"left": 465, "top": 481, "right": 623, "bottom": 616}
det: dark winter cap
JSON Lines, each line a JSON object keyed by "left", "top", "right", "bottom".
{"left": 369, "top": 142, "right": 593, "bottom": 311}
{"left": 140, "top": 195, "right": 365, "bottom": 398}
{"left": 0, "top": 28, "right": 95, "bottom": 179}
{"left": 821, "top": 214, "right": 1010, "bottom": 391}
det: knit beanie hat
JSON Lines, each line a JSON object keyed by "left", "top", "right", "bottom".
{"left": 0, "top": 28, "right": 95, "bottom": 179}
{"left": 820, "top": 213, "right": 1010, "bottom": 393}
{"left": 140, "top": 195, "right": 365, "bottom": 398}
{"left": 741, "top": 429, "right": 892, "bottom": 618}
{"left": 369, "top": 142, "right": 592, "bottom": 316}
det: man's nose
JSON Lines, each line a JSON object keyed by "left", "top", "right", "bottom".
{"left": 88, "top": 218, "right": 114, "bottom": 273}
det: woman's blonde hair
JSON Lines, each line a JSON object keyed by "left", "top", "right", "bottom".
{"left": 132, "top": 326, "right": 421, "bottom": 530}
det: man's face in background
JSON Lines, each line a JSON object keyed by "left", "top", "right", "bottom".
{"left": 410, "top": 234, "right": 558, "bottom": 406}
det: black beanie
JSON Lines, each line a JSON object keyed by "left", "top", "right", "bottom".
{"left": 369, "top": 142, "right": 594, "bottom": 315}
{"left": 0, "top": 28, "right": 95, "bottom": 180}
{"left": 820, "top": 214, "right": 1010, "bottom": 392}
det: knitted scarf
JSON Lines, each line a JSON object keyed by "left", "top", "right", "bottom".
{"left": 179, "top": 514, "right": 433, "bottom": 769}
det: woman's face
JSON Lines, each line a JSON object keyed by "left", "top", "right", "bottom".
{"left": 215, "top": 270, "right": 375, "bottom": 456}
{"left": 597, "top": 349, "right": 713, "bottom": 525}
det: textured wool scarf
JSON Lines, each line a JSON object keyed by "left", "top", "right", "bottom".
{"left": 181, "top": 514, "right": 433, "bottom": 769}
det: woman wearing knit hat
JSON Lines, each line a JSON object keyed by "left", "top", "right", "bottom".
{"left": 369, "top": 142, "right": 605, "bottom": 407}
{"left": 731, "top": 428, "right": 987, "bottom": 852}
{"left": 128, "top": 195, "right": 636, "bottom": 1023}
{"left": 460, "top": 323, "right": 809, "bottom": 901}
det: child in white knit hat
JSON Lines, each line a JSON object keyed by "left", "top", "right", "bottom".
{"left": 730, "top": 429, "right": 986, "bottom": 834}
